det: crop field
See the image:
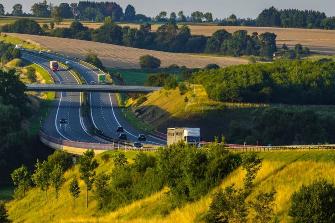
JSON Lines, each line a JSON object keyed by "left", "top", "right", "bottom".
{"left": 7, "top": 33, "right": 249, "bottom": 69}
{"left": 44, "top": 21, "right": 335, "bottom": 55}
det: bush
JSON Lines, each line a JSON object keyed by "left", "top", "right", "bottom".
{"left": 139, "top": 55, "right": 161, "bottom": 69}
{"left": 164, "top": 76, "right": 178, "bottom": 90}
{"left": 0, "top": 201, "right": 10, "bottom": 223}
{"left": 205, "top": 64, "right": 220, "bottom": 69}
{"left": 178, "top": 82, "right": 188, "bottom": 95}
{"left": 1, "top": 19, "right": 44, "bottom": 35}
{"left": 289, "top": 180, "right": 335, "bottom": 223}
{"left": 85, "top": 53, "right": 105, "bottom": 70}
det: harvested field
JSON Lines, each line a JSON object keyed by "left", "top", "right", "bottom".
{"left": 8, "top": 33, "right": 248, "bottom": 69}
{"left": 50, "top": 22, "right": 335, "bottom": 55}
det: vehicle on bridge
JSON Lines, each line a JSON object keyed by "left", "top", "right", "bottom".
{"left": 50, "top": 61, "right": 59, "bottom": 72}
{"left": 138, "top": 134, "right": 146, "bottom": 142}
{"left": 167, "top": 127, "right": 200, "bottom": 146}
{"left": 98, "top": 73, "right": 106, "bottom": 84}
{"left": 116, "top": 126, "right": 124, "bottom": 132}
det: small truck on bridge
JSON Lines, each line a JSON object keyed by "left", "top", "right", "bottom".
{"left": 167, "top": 127, "right": 200, "bottom": 146}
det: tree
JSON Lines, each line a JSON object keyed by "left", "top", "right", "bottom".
{"left": 156, "top": 11, "right": 167, "bottom": 22}
{"left": 79, "top": 150, "right": 99, "bottom": 208}
{"left": 32, "top": 160, "right": 51, "bottom": 199}
{"left": 69, "top": 177, "right": 80, "bottom": 208}
{"left": 58, "top": 3, "right": 72, "bottom": 19}
{"left": 289, "top": 180, "right": 335, "bottom": 223}
{"left": 3, "top": 19, "right": 44, "bottom": 35}
{"left": 12, "top": 4, "right": 23, "bottom": 16}
{"left": 94, "top": 173, "right": 111, "bottom": 209}
{"left": 50, "top": 164, "right": 65, "bottom": 199}
{"left": 191, "top": 11, "right": 204, "bottom": 23}
{"left": 31, "top": 0, "right": 51, "bottom": 18}
{"left": 0, "top": 202, "right": 10, "bottom": 223}
{"left": 242, "top": 153, "right": 262, "bottom": 192}
{"left": 139, "top": 55, "right": 161, "bottom": 69}
{"left": 204, "top": 12, "right": 213, "bottom": 22}
{"left": 259, "top": 32, "right": 277, "bottom": 59}
{"left": 0, "top": 4, "right": 5, "bottom": 16}
{"left": 51, "top": 6, "right": 63, "bottom": 24}
{"left": 85, "top": 53, "right": 104, "bottom": 70}
{"left": 205, "top": 64, "right": 220, "bottom": 70}
{"left": 257, "top": 6, "right": 281, "bottom": 27}
{"left": 178, "top": 11, "right": 186, "bottom": 22}
{"left": 249, "top": 190, "right": 276, "bottom": 223}
{"left": 11, "top": 165, "right": 31, "bottom": 197}
{"left": 113, "top": 153, "right": 128, "bottom": 167}
{"left": 124, "top": 5, "right": 136, "bottom": 21}
{"left": 170, "top": 12, "right": 177, "bottom": 22}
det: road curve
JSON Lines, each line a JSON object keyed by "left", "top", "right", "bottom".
{"left": 40, "top": 51, "right": 167, "bottom": 145}
{"left": 22, "top": 52, "right": 101, "bottom": 143}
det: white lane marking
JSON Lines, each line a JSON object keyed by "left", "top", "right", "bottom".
{"left": 31, "top": 61, "right": 70, "bottom": 141}
{"left": 90, "top": 93, "right": 99, "bottom": 129}
{"left": 43, "top": 52, "right": 166, "bottom": 144}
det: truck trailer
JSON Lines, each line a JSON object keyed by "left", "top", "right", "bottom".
{"left": 49, "top": 61, "right": 59, "bottom": 72}
{"left": 167, "top": 127, "right": 200, "bottom": 146}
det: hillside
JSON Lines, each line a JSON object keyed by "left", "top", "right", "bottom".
{"left": 6, "top": 33, "right": 248, "bottom": 69}
{"left": 7, "top": 150, "right": 335, "bottom": 223}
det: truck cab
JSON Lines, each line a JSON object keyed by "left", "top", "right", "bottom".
{"left": 167, "top": 127, "right": 200, "bottom": 146}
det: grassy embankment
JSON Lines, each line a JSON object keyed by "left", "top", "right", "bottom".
{"left": 6, "top": 150, "right": 335, "bottom": 223}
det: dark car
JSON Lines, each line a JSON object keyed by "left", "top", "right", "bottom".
{"left": 138, "top": 134, "right": 146, "bottom": 142}
{"left": 59, "top": 118, "right": 68, "bottom": 124}
{"left": 116, "top": 126, "right": 124, "bottom": 132}
{"left": 119, "top": 133, "right": 127, "bottom": 140}
{"left": 133, "top": 142, "right": 143, "bottom": 148}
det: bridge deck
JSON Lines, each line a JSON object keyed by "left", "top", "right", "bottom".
{"left": 25, "top": 84, "right": 161, "bottom": 93}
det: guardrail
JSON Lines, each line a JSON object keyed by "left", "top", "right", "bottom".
{"left": 39, "top": 130, "right": 159, "bottom": 154}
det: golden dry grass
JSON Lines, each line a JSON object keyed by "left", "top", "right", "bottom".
{"left": 6, "top": 33, "right": 248, "bottom": 69}
{"left": 8, "top": 150, "right": 335, "bottom": 223}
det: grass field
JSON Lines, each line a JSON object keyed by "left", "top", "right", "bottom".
{"left": 7, "top": 150, "right": 335, "bottom": 223}
{"left": 0, "top": 33, "right": 44, "bottom": 50}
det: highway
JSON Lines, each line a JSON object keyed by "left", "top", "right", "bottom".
{"left": 26, "top": 51, "right": 166, "bottom": 146}
{"left": 22, "top": 52, "right": 101, "bottom": 143}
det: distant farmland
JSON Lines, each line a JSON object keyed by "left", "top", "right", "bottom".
{"left": 8, "top": 33, "right": 248, "bottom": 69}
{"left": 51, "top": 22, "right": 335, "bottom": 55}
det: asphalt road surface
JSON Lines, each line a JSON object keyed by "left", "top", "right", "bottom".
{"left": 27, "top": 51, "right": 166, "bottom": 145}
{"left": 22, "top": 52, "right": 101, "bottom": 143}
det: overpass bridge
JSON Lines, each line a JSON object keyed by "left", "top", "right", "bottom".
{"left": 25, "top": 84, "right": 162, "bottom": 93}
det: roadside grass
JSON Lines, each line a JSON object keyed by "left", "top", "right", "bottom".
{"left": 25, "top": 63, "right": 55, "bottom": 136}
{"left": 0, "top": 33, "right": 43, "bottom": 50}
{"left": 8, "top": 150, "right": 335, "bottom": 223}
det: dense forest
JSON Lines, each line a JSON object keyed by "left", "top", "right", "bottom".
{"left": 0, "top": 43, "right": 51, "bottom": 185}
{"left": 220, "top": 7, "right": 335, "bottom": 29}
{"left": 194, "top": 59, "right": 335, "bottom": 105}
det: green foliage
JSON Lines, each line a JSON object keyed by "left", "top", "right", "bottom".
{"left": 249, "top": 190, "right": 276, "bottom": 223}
{"left": 206, "top": 153, "right": 275, "bottom": 223}
{"left": 31, "top": 1, "right": 50, "bottom": 18}
{"left": 26, "top": 67, "right": 37, "bottom": 83}
{"left": 112, "top": 153, "right": 128, "bottom": 167}
{"left": 135, "top": 95, "right": 147, "bottom": 106}
{"left": 195, "top": 60, "right": 335, "bottom": 105}
{"left": 69, "top": 177, "right": 80, "bottom": 207}
{"left": 158, "top": 143, "right": 241, "bottom": 206}
{"left": 32, "top": 160, "right": 51, "bottom": 198}
{"left": 178, "top": 82, "right": 188, "bottom": 95}
{"left": 0, "top": 42, "right": 21, "bottom": 64}
{"left": 139, "top": 55, "right": 161, "bottom": 69}
{"left": 47, "top": 150, "right": 73, "bottom": 172}
{"left": 50, "top": 164, "right": 65, "bottom": 199}
{"left": 11, "top": 165, "right": 31, "bottom": 198}
{"left": 100, "top": 153, "right": 110, "bottom": 163}
{"left": 94, "top": 173, "right": 111, "bottom": 209}
{"left": 205, "top": 64, "right": 220, "bottom": 70}
{"left": 164, "top": 76, "right": 178, "bottom": 90}
{"left": 242, "top": 153, "right": 263, "bottom": 191}
{"left": 79, "top": 150, "right": 99, "bottom": 208}
{"left": 1, "top": 19, "right": 43, "bottom": 35}
{"left": 84, "top": 53, "right": 104, "bottom": 70}
{"left": 289, "top": 180, "right": 335, "bottom": 223}
{"left": 0, "top": 201, "right": 10, "bottom": 223}
{"left": 206, "top": 185, "right": 248, "bottom": 223}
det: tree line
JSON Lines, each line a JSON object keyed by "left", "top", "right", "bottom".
{"left": 1, "top": 18, "right": 279, "bottom": 58}
{"left": 219, "top": 7, "right": 335, "bottom": 30}
{"left": 194, "top": 59, "right": 335, "bottom": 105}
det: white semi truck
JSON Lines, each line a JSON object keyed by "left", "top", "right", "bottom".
{"left": 49, "top": 61, "right": 59, "bottom": 72}
{"left": 167, "top": 127, "right": 200, "bottom": 146}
